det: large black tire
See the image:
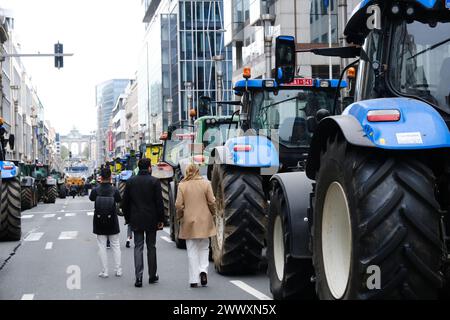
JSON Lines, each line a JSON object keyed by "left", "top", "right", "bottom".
{"left": 59, "top": 184, "right": 67, "bottom": 199}
{"left": 161, "top": 179, "right": 170, "bottom": 226}
{"left": 118, "top": 181, "right": 126, "bottom": 198}
{"left": 211, "top": 165, "right": 267, "bottom": 274}
{"left": 21, "top": 187, "right": 33, "bottom": 211}
{"left": 45, "top": 185, "right": 57, "bottom": 204}
{"left": 313, "top": 136, "right": 444, "bottom": 300}
{"left": 172, "top": 167, "right": 186, "bottom": 249}
{"left": 0, "top": 178, "right": 22, "bottom": 241}
{"left": 267, "top": 182, "right": 315, "bottom": 300}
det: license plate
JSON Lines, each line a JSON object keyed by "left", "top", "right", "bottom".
{"left": 284, "top": 78, "right": 314, "bottom": 87}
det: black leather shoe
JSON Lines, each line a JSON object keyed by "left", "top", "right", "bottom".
{"left": 200, "top": 272, "right": 207, "bottom": 286}
{"left": 135, "top": 278, "right": 142, "bottom": 288}
{"left": 125, "top": 240, "right": 130, "bottom": 248}
{"left": 190, "top": 283, "right": 198, "bottom": 288}
{"left": 149, "top": 274, "right": 159, "bottom": 284}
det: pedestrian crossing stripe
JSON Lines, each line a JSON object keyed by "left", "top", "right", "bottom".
{"left": 22, "top": 215, "right": 34, "bottom": 219}
{"left": 24, "top": 232, "right": 44, "bottom": 242}
{"left": 65, "top": 213, "right": 76, "bottom": 217}
{"left": 58, "top": 231, "right": 78, "bottom": 240}
{"left": 87, "top": 212, "right": 94, "bottom": 216}
{"left": 43, "top": 214, "right": 56, "bottom": 218}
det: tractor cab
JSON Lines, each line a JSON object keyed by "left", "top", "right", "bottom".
{"left": 233, "top": 75, "right": 346, "bottom": 171}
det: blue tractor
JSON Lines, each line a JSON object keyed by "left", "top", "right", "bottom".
{"left": 116, "top": 151, "right": 139, "bottom": 197}
{"left": 208, "top": 66, "right": 347, "bottom": 276}
{"left": 0, "top": 128, "right": 21, "bottom": 241}
{"left": 268, "top": 0, "right": 450, "bottom": 300}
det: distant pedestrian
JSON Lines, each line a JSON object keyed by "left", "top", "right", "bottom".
{"left": 122, "top": 158, "right": 164, "bottom": 288}
{"left": 175, "top": 163, "right": 216, "bottom": 288}
{"left": 89, "top": 167, "right": 122, "bottom": 278}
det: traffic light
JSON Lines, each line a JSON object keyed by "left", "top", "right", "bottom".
{"left": 54, "top": 42, "right": 63, "bottom": 69}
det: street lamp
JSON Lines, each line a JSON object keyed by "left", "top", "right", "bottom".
{"left": 261, "top": 14, "right": 275, "bottom": 78}
{"left": 151, "top": 113, "right": 157, "bottom": 143}
{"left": 184, "top": 81, "right": 193, "bottom": 125}
{"left": 166, "top": 98, "right": 173, "bottom": 127}
{"left": 213, "top": 55, "right": 224, "bottom": 116}
{"left": 10, "top": 85, "right": 19, "bottom": 159}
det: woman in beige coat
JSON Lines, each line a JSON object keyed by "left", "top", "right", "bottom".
{"left": 175, "top": 163, "right": 216, "bottom": 288}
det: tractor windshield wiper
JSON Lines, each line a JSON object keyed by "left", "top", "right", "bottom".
{"left": 408, "top": 37, "right": 450, "bottom": 60}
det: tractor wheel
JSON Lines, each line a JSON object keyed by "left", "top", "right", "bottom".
{"left": 21, "top": 187, "right": 33, "bottom": 211}
{"left": 46, "top": 186, "right": 57, "bottom": 204}
{"left": 0, "top": 178, "right": 22, "bottom": 241}
{"left": 313, "top": 136, "right": 444, "bottom": 300}
{"left": 267, "top": 182, "right": 315, "bottom": 300}
{"left": 211, "top": 165, "right": 267, "bottom": 274}
{"left": 161, "top": 179, "right": 170, "bottom": 226}
{"left": 59, "top": 184, "right": 67, "bottom": 199}
{"left": 118, "top": 181, "right": 126, "bottom": 198}
{"left": 172, "top": 167, "right": 186, "bottom": 249}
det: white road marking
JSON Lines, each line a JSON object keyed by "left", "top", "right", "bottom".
{"left": 24, "top": 232, "right": 44, "bottom": 242}
{"left": 27, "top": 209, "right": 91, "bottom": 214}
{"left": 60, "top": 210, "right": 65, "bottom": 212}
{"left": 43, "top": 214, "right": 56, "bottom": 218}
{"left": 87, "top": 212, "right": 94, "bottom": 216}
{"left": 230, "top": 281, "right": 272, "bottom": 300}
{"left": 58, "top": 231, "right": 78, "bottom": 240}
{"left": 22, "top": 215, "right": 34, "bottom": 219}
{"left": 160, "top": 236, "right": 173, "bottom": 243}
{"left": 65, "top": 213, "right": 76, "bottom": 217}
{"left": 21, "top": 294, "right": 35, "bottom": 300}
{"left": 57, "top": 217, "right": 62, "bottom": 220}
{"left": 163, "top": 227, "right": 170, "bottom": 235}
{"left": 45, "top": 242, "right": 53, "bottom": 250}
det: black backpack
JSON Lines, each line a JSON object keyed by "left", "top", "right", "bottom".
{"left": 94, "top": 188, "right": 117, "bottom": 228}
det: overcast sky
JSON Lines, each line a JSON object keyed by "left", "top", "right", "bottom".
{"left": 2, "top": 0, "right": 144, "bottom": 135}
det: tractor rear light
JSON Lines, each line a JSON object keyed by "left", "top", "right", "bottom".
{"left": 193, "top": 155, "right": 205, "bottom": 163}
{"left": 3, "top": 165, "right": 14, "bottom": 170}
{"left": 233, "top": 145, "right": 252, "bottom": 152}
{"left": 367, "top": 110, "right": 400, "bottom": 122}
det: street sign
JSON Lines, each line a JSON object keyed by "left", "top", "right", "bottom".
{"left": 446, "top": 0, "right": 450, "bottom": 9}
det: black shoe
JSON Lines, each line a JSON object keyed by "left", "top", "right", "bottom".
{"left": 149, "top": 275, "right": 159, "bottom": 284}
{"left": 135, "top": 278, "right": 142, "bottom": 288}
{"left": 126, "top": 240, "right": 130, "bottom": 248}
{"left": 106, "top": 240, "right": 111, "bottom": 249}
{"left": 200, "top": 272, "right": 207, "bottom": 286}
{"left": 190, "top": 283, "right": 198, "bottom": 288}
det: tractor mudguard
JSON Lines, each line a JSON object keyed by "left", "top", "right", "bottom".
{"left": 20, "top": 176, "right": 34, "bottom": 188}
{"left": 306, "top": 98, "right": 450, "bottom": 179}
{"left": 0, "top": 161, "right": 18, "bottom": 179}
{"left": 271, "top": 172, "right": 313, "bottom": 259}
{"left": 211, "top": 135, "right": 279, "bottom": 170}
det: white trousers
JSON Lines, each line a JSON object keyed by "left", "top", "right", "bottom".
{"left": 97, "top": 234, "right": 121, "bottom": 274}
{"left": 186, "top": 238, "right": 209, "bottom": 284}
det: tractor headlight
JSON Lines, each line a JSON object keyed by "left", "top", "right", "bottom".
{"left": 263, "top": 80, "right": 275, "bottom": 88}
{"left": 391, "top": 4, "right": 400, "bottom": 14}
{"left": 319, "top": 80, "right": 330, "bottom": 88}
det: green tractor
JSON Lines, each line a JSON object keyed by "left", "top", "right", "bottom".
{"left": 16, "top": 162, "right": 38, "bottom": 210}
{"left": 50, "top": 170, "right": 67, "bottom": 199}
{"left": 33, "top": 164, "right": 57, "bottom": 204}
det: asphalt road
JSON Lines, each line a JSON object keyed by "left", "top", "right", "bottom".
{"left": 0, "top": 196, "right": 272, "bottom": 300}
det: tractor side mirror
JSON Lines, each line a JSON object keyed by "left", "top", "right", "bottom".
{"left": 275, "top": 36, "right": 296, "bottom": 84}
{"left": 316, "top": 109, "right": 330, "bottom": 122}
{"left": 8, "top": 134, "right": 15, "bottom": 150}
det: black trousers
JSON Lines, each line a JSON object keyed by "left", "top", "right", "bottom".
{"left": 133, "top": 230, "right": 157, "bottom": 280}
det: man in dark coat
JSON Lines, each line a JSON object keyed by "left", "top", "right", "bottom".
{"left": 122, "top": 158, "right": 164, "bottom": 287}
{"left": 89, "top": 168, "right": 122, "bottom": 278}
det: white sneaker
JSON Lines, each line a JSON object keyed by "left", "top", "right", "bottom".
{"left": 98, "top": 271, "right": 109, "bottom": 278}
{"left": 115, "top": 269, "right": 123, "bottom": 277}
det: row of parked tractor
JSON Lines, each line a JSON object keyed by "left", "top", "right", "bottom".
{"left": 152, "top": 1, "right": 450, "bottom": 300}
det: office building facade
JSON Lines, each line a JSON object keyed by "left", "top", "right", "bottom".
{"left": 139, "top": 0, "right": 233, "bottom": 140}
{"left": 95, "top": 79, "right": 130, "bottom": 163}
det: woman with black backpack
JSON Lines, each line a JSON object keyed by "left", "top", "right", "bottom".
{"left": 89, "top": 167, "right": 122, "bottom": 278}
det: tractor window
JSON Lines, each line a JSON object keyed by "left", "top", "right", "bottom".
{"left": 251, "top": 89, "right": 334, "bottom": 148}
{"left": 390, "top": 20, "right": 450, "bottom": 114}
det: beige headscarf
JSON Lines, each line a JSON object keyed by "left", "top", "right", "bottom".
{"left": 182, "top": 163, "right": 202, "bottom": 182}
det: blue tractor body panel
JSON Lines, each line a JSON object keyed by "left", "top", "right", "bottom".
{"left": 224, "top": 136, "right": 280, "bottom": 168}
{"left": 119, "top": 170, "right": 133, "bottom": 181}
{"left": 233, "top": 78, "right": 347, "bottom": 94}
{"left": 343, "top": 98, "right": 450, "bottom": 150}
{"left": 0, "top": 161, "right": 18, "bottom": 179}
